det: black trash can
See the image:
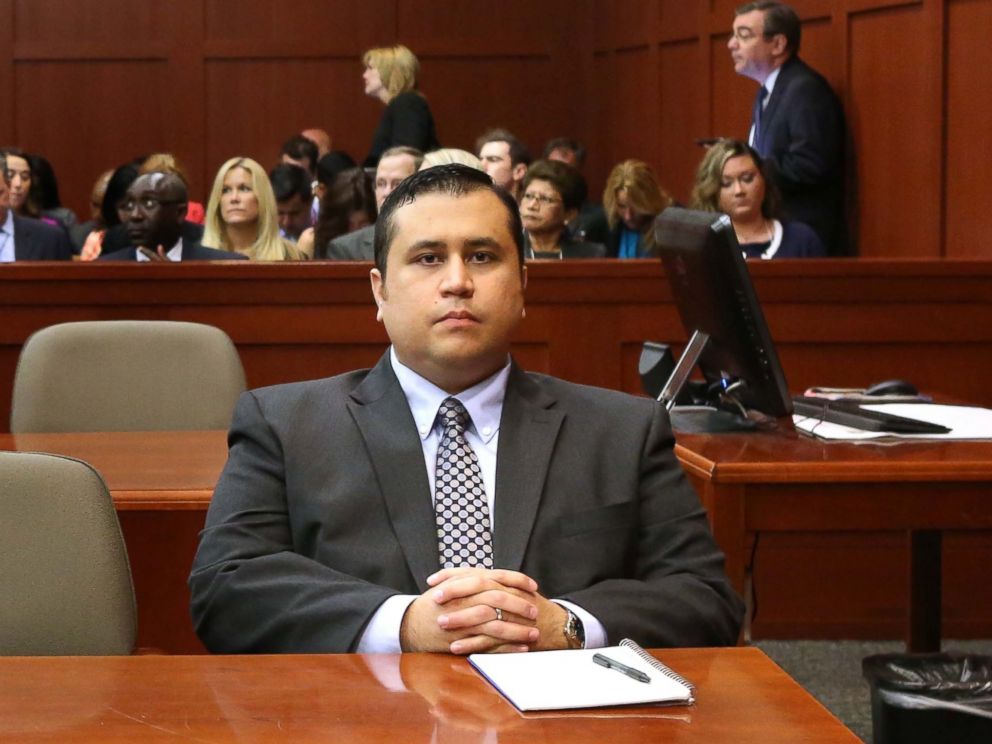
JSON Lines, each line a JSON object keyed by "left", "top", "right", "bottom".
{"left": 862, "top": 653, "right": 992, "bottom": 744}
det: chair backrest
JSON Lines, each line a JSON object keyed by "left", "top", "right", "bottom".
{"left": 0, "top": 451, "right": 137, "bottom": 655}
{"left": 11, "top": 320, "right": 247, "bottom": 432}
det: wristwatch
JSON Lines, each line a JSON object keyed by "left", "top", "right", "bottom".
{"left": 562, "top": 607, "right": 585, "bottom": 649}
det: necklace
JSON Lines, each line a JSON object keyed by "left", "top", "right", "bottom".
{"left": 736, "top": 219, "right": 772, "bottom": 244}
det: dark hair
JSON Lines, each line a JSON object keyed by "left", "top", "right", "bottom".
{"left": 689, "top": 138, "right": 782, "bottom": 220}
{"left": 542, "top": 137, "right": 587, "bottom": 169}
{"left": 280, "top": 135, "right": 319, "bottom": 175}
{"left": 316, "top": 150, "right": 357, "bottom": 187}
{"left": 735, "top": 1, "right": 801, "bottom": 54}
{"left": 373, "top": 163, "right": 524, "bottom": 276}
{"left": 269, "top": 163, "right": 311, "bottom": 203}
{"left": 314, "top": 167, "right": 377, "bottom": 258}
{"left": 28, "top": 154, "right": 62, "bottom": 209}
{"left": 1, "top": 146, "right": 39, "bottom": 216}
{"left": 378, "top": 145, "right": 424, "bottom": 170}
{"left": 522, "top": 159, "right": 587, "bottom": 212}
{"left": 475, "top": 128, "right": 531, "bottom": 168}
{"left": 101, "top": 163, "right": 141, "bottom": 228}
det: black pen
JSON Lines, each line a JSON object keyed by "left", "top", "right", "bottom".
{"left": 592, "top": 653, "right": 651, "bottom": 684}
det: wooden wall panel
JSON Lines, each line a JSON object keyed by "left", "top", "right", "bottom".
{"left": 658, "top": 40, "right": 706, "bottom": 202}
{"left": 204, "top": 59, "right": 378, "bottom": 182}
{"left": 848, "top": 4, "right": 941, "bottom": 257}
{"left": 13, "top": 0, "right": 165, "bottom": 46}
{"left": 13, "top": 61, "right": 172, "bottom": 216}
{"left": 204, "top": 0, "right": 391, "bottom": 45}
{"left": 944, "top": 0, "right": 992, "bottom": 257}
{"left": 709, "top": 33, "right": 753, "bottom": 140}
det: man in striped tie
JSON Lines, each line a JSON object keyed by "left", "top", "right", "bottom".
{"left": 190, "top": 165, "right": 744, "bottom": 655}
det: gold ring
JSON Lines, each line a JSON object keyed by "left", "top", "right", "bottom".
{"left": 494, "top": 607, "right": 503, "bottom": 622}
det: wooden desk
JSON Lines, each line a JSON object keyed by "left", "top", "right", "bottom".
{"left": 676, "top": 428, "right": 992, "bottom": 652}
{"left": 1, "top": 431, "right": 229, "bottom": 653}
{"left": 0, "top": 648, "right": 859, "bottom": 742}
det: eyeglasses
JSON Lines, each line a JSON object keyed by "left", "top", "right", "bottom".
{"left": 521, "top": 192, "right": 562, "bottom": 207}
{"left": 120, "top": 197, "right": 184, "bottom": 213}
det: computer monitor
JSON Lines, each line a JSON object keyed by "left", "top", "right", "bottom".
{"left": 653, "top": 207, "right": 793, "bottom": 432}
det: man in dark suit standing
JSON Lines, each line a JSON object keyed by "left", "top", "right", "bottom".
{"left": 100, "top": 172, "right": 244, "bottom": 261}
{"left": 0, "top": 153, "right": 72, "bottom": 262}
{"left": 729, "top": 2, "right": 847, "bottom": 254}
{"left": 189, "top": 165, "right": 743, "bottom": 655}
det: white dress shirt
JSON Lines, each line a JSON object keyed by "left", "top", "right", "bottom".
{"left": 135, "top": 238, "right": 183, "bottom": 262}
{"left": 0, "top": 209, "right": 15, "bottom": 263}
{"left": 357, "top": 347, "right": 606, "bottom": 652}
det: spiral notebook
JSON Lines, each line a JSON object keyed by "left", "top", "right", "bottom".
{"left": 468, "top": 639, "right": 695, "bottom": 711}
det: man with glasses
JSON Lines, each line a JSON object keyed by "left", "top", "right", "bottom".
{"left": 728, "top": 1, "right": 847, "bottom": 254}
{"left": 99, "top": 172, "right": 244, "bottom": 261}
{"left": 0, "top": 152, "right": 72, "bottom": 261}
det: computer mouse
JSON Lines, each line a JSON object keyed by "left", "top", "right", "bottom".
{"left": 864, "top": 379, "right": 919, "bottom": 397}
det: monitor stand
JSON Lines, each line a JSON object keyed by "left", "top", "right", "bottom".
{"left": 658, "top": 330, "right": 758, "bottom": 434}
{"left": 668, "top": 406, "right": 757, "bottom": 433}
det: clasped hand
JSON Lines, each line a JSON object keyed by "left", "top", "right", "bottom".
{"left": 399, "top": 567, "right": 568, "bottom": 655}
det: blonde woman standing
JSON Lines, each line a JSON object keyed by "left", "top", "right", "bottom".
{"left": 362, "top": 45, "right": 439, "bottom": 167}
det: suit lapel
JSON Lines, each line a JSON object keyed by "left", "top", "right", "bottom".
{"left": 347, "top": 353, "right": 439, "bottom": 590}
{"left": 758, "top": 57, "right": 800, "bottom": 148}
{"left": 492, "top": 366, "right": 563, "bottom": 571}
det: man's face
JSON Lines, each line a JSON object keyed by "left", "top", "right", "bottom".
{"left": 369, "top": 189, "right": 527, "bottom": 393}
{"left": 728, "top": 9, "right": 783, "bottom": 83}
{"left": 547, "top": 147, "right": 579, "bottom": 169}
{"left": 374, "top": 154, "right": 417, "bottom": 210}
{"left": 277, "top": 193, "right": 311, "bottom": 239}
{"left": 122, "top": 174, "right": 185, "bottom": 250}
{"left": 4, "top": 154, "right": 32, "bottom": 212}
{"left": 479, "top": 141, "right": 523, "bottom": 192}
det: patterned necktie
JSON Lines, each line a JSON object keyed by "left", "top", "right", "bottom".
{"left": 434, "top": 397, "right": 494, "bottom": 569}
{"left": 752, "top": 85, "right": 768, "bottom": 150}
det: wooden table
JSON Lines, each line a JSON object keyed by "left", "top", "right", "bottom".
{"left": 0, "top": 648, "right": 859, "bottom": 742}
{"left": 1, "top": 431, "right": 229, "bottom": 653}
{"left": 676, "top": 427, "right": 992, "bottom": 652}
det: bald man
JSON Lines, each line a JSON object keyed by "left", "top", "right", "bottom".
{"left": 100, "top": 172, "right": 245, "bottom": 261}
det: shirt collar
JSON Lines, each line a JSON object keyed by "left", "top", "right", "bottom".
{"left": 390, "top": 346, "right": 510, "bottom": 445}
{"left": 136, "top": 237, "right": 183, "bottom": 262}
{"left": 763, "top": 65, "right": 782, "bottom": 100}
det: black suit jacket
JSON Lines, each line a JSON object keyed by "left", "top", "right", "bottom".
{"left": 12, "top": 214, "right": 73, "bottom": 260}
{"left": 189, "top": 353, "right": 743, "bottom": 653}
{"left": 751, "top": 55, "right": 847, "bottom": 254}
{"left": 100, "top": 220, "right": 206, "bottom": 256}
{"left": 98, "top": 239, "right": 246, "bottom": 261}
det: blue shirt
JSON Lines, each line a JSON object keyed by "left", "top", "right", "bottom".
{"left": 0, "top": 209, "right": 14, "bottom": 263}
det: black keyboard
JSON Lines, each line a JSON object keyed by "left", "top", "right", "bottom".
{"left": 791, "top": 396, "right": 951, "bottom": 434}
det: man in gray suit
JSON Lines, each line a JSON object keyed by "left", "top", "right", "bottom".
{"left": 324, "top": 146, "right": 422, "bottom": 260}
{"left": 0, "top": 152, "right": 72, "bottom": 262}
{"left": 189, "top": 165, "right": 743, "bottom": 655}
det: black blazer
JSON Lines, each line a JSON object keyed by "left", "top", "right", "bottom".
{"left": 101, "top": 220, "right": 206, "bottom": 256}
{"left": 363, "top": 91, "right": 440, "bottom": 167}
{"left": 189, "top": 352, "right": 743, "bottom": 653}
{"left": 99, "top": 239, "right": 247, "bottom": 261}
{"left": 751, "top": 55, "right": 847, "bottom": 254}
{"left": 12, "top": 214, "right": 73, "bottom": 260}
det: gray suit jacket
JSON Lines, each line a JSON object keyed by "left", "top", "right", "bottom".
{"left": 323, "top": 224, "right": 374, "bottom": 260}
{"left": 12, "top": 215, "right": 72, "bottom": 260}
{"left": 189, "top": 353, "right": 743, "bottom": 653}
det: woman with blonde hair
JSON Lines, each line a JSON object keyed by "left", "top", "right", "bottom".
{"left": 690, "top": 139, "right": 825, "bottom": 259}
{"left": 602, "top": 160, "right": 673, "bottom": 258}
{"left": 362, "top": 44, "right": 439, "bottom": 167}
{"left": 202, "top": 157, "right": 303, "bottom": 261}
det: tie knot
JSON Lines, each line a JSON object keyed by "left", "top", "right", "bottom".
{"left": 438, "top": 397, "right": 470, "bottom": 433}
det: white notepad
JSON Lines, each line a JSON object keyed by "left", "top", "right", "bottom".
{"left": 468, "top": 639, "right": 695, "bottom": 711}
